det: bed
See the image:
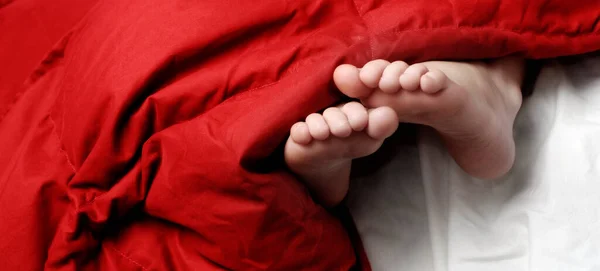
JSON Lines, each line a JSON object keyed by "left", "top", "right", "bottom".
{"left": 348, "top": 53, "right": 600, "bottom": 270}
{"left": 1, "top": 0, "right": 599, "bottom": 270}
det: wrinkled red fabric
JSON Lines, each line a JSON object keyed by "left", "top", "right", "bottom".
{"left": 1, "top": 0, "right": 599, "bottom": 270}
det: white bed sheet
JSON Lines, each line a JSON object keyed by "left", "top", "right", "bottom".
{"left": 347, "top": 54, "right": 600, "bottom": 271}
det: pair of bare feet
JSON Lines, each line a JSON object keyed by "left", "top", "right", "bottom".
{"left": 285, "top": 57, "right": 525, "bottom": 207}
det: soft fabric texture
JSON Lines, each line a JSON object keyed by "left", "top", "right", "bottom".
{"left": 1, "top": 0, "right": 599, "bottom": 270}
{"left": 348, "top": 53, "right": 600, "bottom": 271}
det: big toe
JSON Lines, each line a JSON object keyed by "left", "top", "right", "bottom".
{"left": 366, "top": 106, "right": 399, "bottom": 139}
{"left": 334, "top": 64, "right": 373, "bottom": 98}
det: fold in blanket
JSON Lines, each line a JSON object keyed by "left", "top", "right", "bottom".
{"left": 0, "top": 0, "right": 599, "bottom": 270}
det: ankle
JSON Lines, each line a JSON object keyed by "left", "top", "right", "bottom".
{"left": 488, "top": 59, "right": 525, "bottom": 114}
{"left": 490, "top": 57, "right": 526, "bottom": 88}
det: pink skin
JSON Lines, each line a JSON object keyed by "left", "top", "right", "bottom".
{"left": 335, "top": 57, "right": 524, "bottom": 180}
{"left": 284, "top": 102, "right": 398, "bottom": 207}
{"left": 285, "top": 57, "right": 524, "bottom": 207}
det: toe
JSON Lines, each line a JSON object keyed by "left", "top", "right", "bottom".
{"left": 334, "top": 64, "right": 373, "bottom": 98}
{"left": 305, "top": 113, "right": 330, "bottom": 140}
{"left": 366, "top": 106, "right": 399, "bottom": 140}
{"left": 379, "top": 61, "right": 408, "bottom": 93}
{"left": 323, "top": 107, "right": 352, "bottom": 137}
{"left": 420, "top": 69, "right": 448, "bottom": 94}
{"left": 359, "top": 59, "right": 390, "bottom": 88}
{"left": 290, "top": 122, "right": 312, "bottom": 145}
{"left": 340, "top": 102, "right": 368, "bottom": 131}
{"left": 400, "top": 63, "right": 428, "bottom": 91}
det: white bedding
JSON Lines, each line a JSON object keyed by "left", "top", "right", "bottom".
{"left": 347, "top": 54, "right": 600, "bottom": 271}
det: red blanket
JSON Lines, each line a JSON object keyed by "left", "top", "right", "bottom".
{"left": 1, "top": 0, "right": 599, "bottom": 270}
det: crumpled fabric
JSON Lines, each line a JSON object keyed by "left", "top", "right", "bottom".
{"left": 1, "top": 0, "right": 599, "bottom": 270}
{"left": 348, "top": 53, "right": 600, "bottom": 271}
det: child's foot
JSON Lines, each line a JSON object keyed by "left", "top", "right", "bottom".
{"left": 333, "top": 58, "right": 524, "bottom": 179}
{"left": 284, "top": 102, "right": 398, "bottom": 207}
